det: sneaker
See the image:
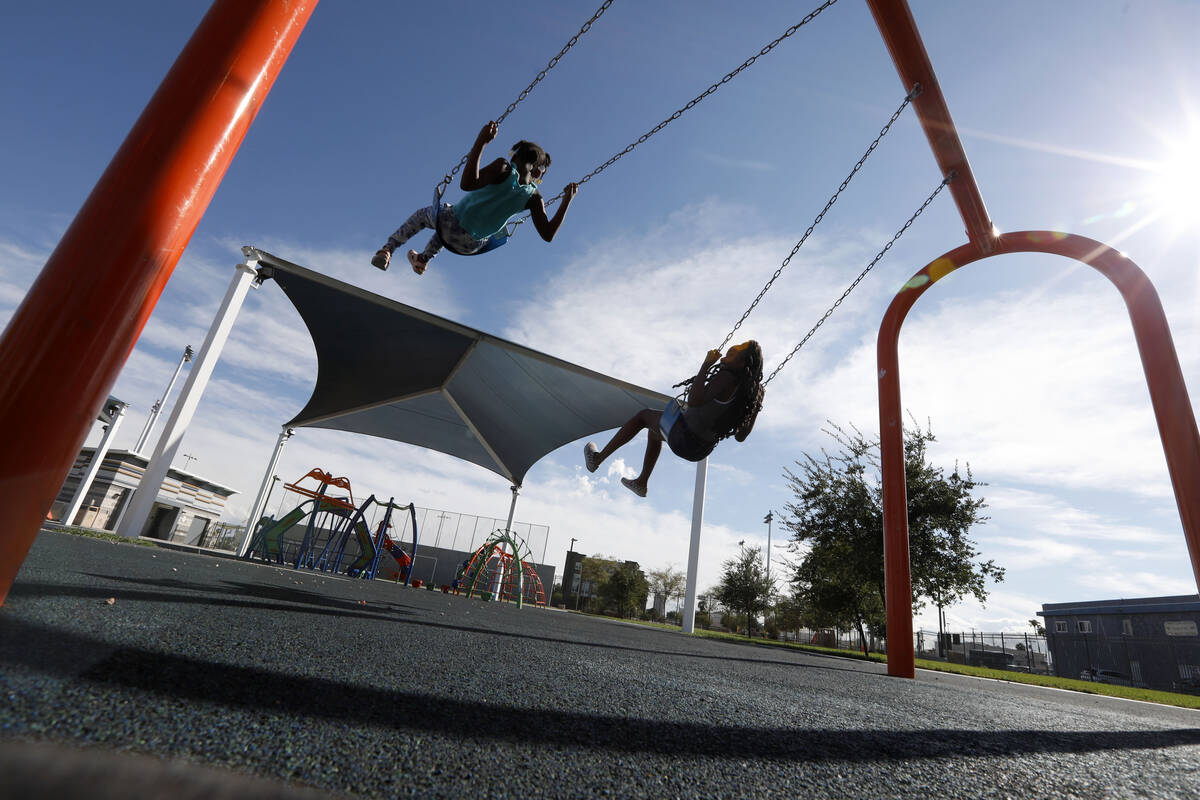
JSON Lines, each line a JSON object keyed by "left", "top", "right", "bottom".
{"left": 621, "top": 477, "right": 647, "bottom": 498}
{"left": 584, "top": 442, "right": 600, "bottom": 473}
{"left": 407, "top": 249, "right": 428, "bottom": 275}
{"left": 371, "top": 248, "right": 392, "bottom": 271}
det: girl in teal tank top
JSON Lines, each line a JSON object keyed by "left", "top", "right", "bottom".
{"left": 370, "top": 121, "right": 579, "bottom": 275}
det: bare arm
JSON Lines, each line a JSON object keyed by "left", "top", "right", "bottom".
{"left": 527, "top": 182, "right": 578, "bottom": 242}
{"left": 460, "top": 121, "right": 508, "bottom": 191}
{"left": 686, "top": 349, "right": 727, "bottom": 406}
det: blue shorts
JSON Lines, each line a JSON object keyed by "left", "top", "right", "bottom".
{"left": 659, "top": 398, "right": 716, "bottom": 462}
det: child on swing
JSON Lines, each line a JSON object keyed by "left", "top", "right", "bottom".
{"left": 584, "top": 341, "right": 766, "bottom": 497}
{"left": 371, "top": 121, "right": 579, "bottom": 275}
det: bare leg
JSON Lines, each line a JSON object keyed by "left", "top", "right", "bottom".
{"left": 633, "top": 428, "right": 663, "bottom": 487}
{"left": 596, "top": 409, "right": 661, "bottom": 463}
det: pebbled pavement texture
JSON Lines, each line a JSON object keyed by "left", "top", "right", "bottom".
{"left": 2, "top": 530, "right": 1198, "bottom": 799}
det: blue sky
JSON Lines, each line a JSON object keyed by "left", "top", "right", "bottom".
{"left": 4, "top": 1, "right": 1200, "bottom": 633}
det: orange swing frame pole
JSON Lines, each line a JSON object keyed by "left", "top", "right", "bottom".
{"left": 0, "top": 0, "right": 317, "bottom": 605}
{"left": 867, "top": 0, "right": 1200, "bottom": 678}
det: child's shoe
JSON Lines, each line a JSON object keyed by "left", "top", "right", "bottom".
{"left": 371, "top": 248, "right": 392, "bottom": 271}
{"left": 621, "top": 477, "right": 647, "bottom": 498}
{"left": 584, "top": 442, "right": 600, "bottom": 473}
{"left": 408, "top": 250, "right": 429, "bottom": 275}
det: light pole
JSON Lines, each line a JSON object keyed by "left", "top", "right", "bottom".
{"left": 261, "top": 475, "right": 281, "bottom": 519}
{"left": 134, "top": 345, "right": 194, "bottom": 454}
{"left": 763, "top": 512, "right": 773, "bottom": 586}
{"left": 763, "top": 511, "right": 774, "bottom": 627}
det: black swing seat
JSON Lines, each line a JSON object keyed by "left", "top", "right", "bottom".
{"left": 432, "top": 189, "right": 509, "bottom": 257}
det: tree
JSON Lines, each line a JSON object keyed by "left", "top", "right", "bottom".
{"left": 577, "top": 555, "right": 622, "bottom": 612}
{"left": 713, "top": 544, "right": 773, "bottom": 637}
{"left": 773, "top": 592, "right": 807, "bottom": 641}
{"left": 646, "top": 565, "right": 686, "bottom": 621}
{"left": 1028, "top": 618, "right": 1046, "bottom": 637}
{"left": 781, "top": 419, "right": 1002, "bottom": 650}
{"left": 597, "top": 561, "right": 649, "bottom": 618}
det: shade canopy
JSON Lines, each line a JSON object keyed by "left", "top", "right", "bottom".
{"left": 251, "top": 248, "right": 671, "bottom": 486}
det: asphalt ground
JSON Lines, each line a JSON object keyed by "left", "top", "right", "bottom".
{"left": 2, "top": 530, "right": 1198, "bottom": 799}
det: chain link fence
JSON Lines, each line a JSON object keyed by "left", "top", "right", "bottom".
{"left": 398, "top": 506, "right": 550, "bottom": 565}
{"left": 915, "top": 629, "right": 1053, "bottom": 674}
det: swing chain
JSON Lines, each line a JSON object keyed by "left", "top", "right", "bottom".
{"left": 436, "top": 0, "right": 616, "bottom": 198}
{"left": 761, "top": 172, "right": 953, "bottom": 386}
{"left": 718, "top": 83, "right": 921, "bottom": 352}
{"left": 541, "top": 0, "right": 841, "bottom": 209}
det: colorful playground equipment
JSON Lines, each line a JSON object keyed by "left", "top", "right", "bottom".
{"left": 242, "top": 468, "right": 418, "bottom": 584}
{"left": 457, "top": 529, "right": 546, "bottom": 609}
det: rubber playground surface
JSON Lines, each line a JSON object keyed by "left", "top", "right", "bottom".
{"left": 2, "top": 531, "right": 1198, "bottom": 799}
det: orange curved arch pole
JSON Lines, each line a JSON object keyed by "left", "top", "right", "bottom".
{"left": 877, "top": 230, "right": 1200, "bottom": 678}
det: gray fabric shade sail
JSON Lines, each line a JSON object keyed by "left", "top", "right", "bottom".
{"left": 250, "top": 248, "right": 672, "bottom": 486}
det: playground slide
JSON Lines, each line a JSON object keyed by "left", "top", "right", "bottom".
{"left": 378, "top": 533, "right": 412, "bottom": 580}
{"left": 344, "top": 520, "right": 376, "bottom": 577}
{"left": 248, "top": 504, "right": 308, "bottom": 561}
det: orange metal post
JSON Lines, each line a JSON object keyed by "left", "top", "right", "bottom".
{"left": 865, "top": 0, "right": 996, "bottom": 253}
{"left": 879, "top": 231, "right": 1200, "bottom": 678}
{"left": 0, "top": 0, "right": 317, "bottom": 605}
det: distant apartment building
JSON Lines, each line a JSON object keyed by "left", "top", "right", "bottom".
{"left": 1039, "top": 595, "right": 1200, "bottom": 692}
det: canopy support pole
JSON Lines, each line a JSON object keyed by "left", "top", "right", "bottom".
{"left": 118, "top": 259, "right": 259, "bottom": 539}
{"left": 681, "top": 458, "right": 708, "bottom": 634}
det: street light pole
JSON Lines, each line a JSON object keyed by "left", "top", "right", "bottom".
{"left": 763, "top": 511, "right": 773, "bottom": 587}
{"left": 764, "top": 511, "right": 773, "bottom": 628}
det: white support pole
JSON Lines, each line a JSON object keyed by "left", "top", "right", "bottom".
{"left": 118, "top": 259, "right": 259, "bottom": 539}
{"left": 61, "top": 400, "right": 128, "bottom": 526}
{"left": 681, "top": 457, "right": 708, "bottom": 634}
{"left": 134, "top": 345, "right": 194, "bottom": 454}
{"left": 491, "top": 485, "right": 520, "bottom": 601}
{"left": 237, "top": 426, "right": 295, "bottom": 556}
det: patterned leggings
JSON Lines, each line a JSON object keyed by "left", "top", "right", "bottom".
{"left": 386, "top": 204, "right": 484, "bottom": 261}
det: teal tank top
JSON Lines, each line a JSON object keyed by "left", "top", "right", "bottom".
{"left": 453, "top": 165, "right": 539, "bottom": 240}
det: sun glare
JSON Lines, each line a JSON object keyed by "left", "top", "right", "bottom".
{"left": 1147, "top": 141, "right": 1200, "bottom": 232}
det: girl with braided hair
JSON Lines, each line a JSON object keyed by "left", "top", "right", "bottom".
{"left": 371, "top": 121, "right": 578, "bottom": 275}
{"left": 583, "top": 341, "right": 765, "bottom": 498}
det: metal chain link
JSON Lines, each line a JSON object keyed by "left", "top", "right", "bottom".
{"left": 717, "top": 84, "right": 920, "bottom": 352}
{"left": 535, "top": 0, "right": 841, "bottom": 212}
{"left": 436, "top": 0, "right": 616, "bottom": 197}
{"left": 761, "top": 173, "right": 953, "bottom": 386}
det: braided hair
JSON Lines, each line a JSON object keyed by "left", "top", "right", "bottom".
{"left": 509, "top": 140, "right": 551, "bottom": 172}
{"left": 672, "top": 341, "right": 766, "bottom": 443}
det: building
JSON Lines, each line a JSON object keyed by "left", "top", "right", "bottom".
{"left": 50, "top": 448, "right": 237, "bottom": 545}
{"left": 562, "top": 549, "right": 587, "bottom": 609}
{"left": 1039, "top": 595, "right": 1200, "bottom": 691}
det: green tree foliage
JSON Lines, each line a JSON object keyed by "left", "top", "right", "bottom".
{"left": 646, "top": 565, "right": 686, "bottom": 621}
{"left": 713, "top": 544, "right": 773, "bottom": 637}
{"left": 597, "top": 561, "right": 650, "bottom": 618}
{"left": 772, "top": 592, "right": 807, "bottom": 641}
{"left": 782, "top": 420, "right": 1003, "bottom": 646}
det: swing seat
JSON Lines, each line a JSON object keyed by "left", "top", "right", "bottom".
{"left": 432, "top": 189, "right": 508, "bottom": 257}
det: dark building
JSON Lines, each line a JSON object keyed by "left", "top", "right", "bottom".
{"left": 1039, "top": 595, "right": 1200, "bottom": 692}
{"left": 562, "top": 550, "right": 587, "bottom": 609}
